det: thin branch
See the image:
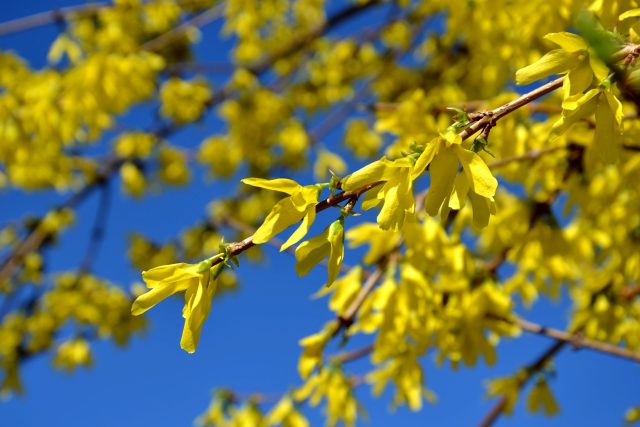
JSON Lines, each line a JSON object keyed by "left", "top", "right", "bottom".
{"left": 247, "top": 0, "right": 382, "bottom": 75}
{"left": 331, "top": 343, "right": 374, "bottom": 365}
{"left": 165, "top": 62, "right": 235, "bottom": 75}
{"left": 514, "top": 317, "right": 640, "bottom": 363}
{"left": 224, "top": 181, "right": 384, "bottom": 264}
{"left": 0, "top": 157, "right": 122, "bottom": 286}
{"left": 459, "top": 77, "right": 565, "bottom": 141}
{"left": 621, "top": 284, "right": 640, "bottom": 300}
{"left": 0, "top": 0, "right": 383, "bottom": 288}
{"left": 488, "top": 146, "right": 566, "bottom": 169}
{"left": 141, "top": 3, "right": 226, "bottom": 51}
{"left": 78, "top": 181, "right": 112, "bottom": 275}
{"left": 309, "top": 82, "right": 372, "bottom": 144}
{"left": 0, "top": 3, "right": 106, "bottom": 36}
{"left": 478, "top": 340, "right": 566, "bottom": 427}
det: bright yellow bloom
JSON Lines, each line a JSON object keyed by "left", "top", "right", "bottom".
{"left": 267, "top": 396, "right": 310, "bottom": 427}
{"left": 342, "top": 157, "right": 415, "bottom": 231}
{"left": 295, "top": 219, "right": 344, "bottom": 287}
{"left": 515, "top": 32, "right": 608, "bottom": 87}
{"left": 421, "top": 138, "right": 498, "bottom": 228}
{"left": 131, "top": 262, "right": 217, "bottom": 353}
{"left": 242, "top": 178, "right": 320, "bottom": 250}
{"left": 527, "top": 378, "right": 560, "bottom": 416}
{"left": 53, "top": 338, "right": 93, "bottom": 372}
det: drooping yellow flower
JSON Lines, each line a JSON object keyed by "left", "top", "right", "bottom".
{"left": 297, "top": 322, "right": 337, "bottom": 379}
{"left": 526, "top": 378, "right": 560, "bottom": 416}
{"left": 266, "top": 395, "right": 310, "bottom": 427}
{"left": 295, "top": 219, "right": 344, "bottom": 287}
{"left": 421, "top": 137, "right": 498, "bottom": 229}
{"left": 341, "top": 157, "right": 415, "bottom": 231}
{"left": 131, "top": 261, "right": 217, "bottom": 353}
{"left": 242, "top": 178, "right": 321, "bottom": 250}
{"left": 515, "top": 32, "right": 608, "bottom": 88}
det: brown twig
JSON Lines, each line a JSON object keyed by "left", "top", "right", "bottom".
{"left": 0, "top": 157, "right": 122, "bottom": 287}
{"left": 488, "top": 146, "right": 566, "bottom": 169}
{"left": 331, "top": 344, "right": 374, "bottom": 364}
{"left": 0, "top": 3, "right": 106, "bottom": 36}
{"left": 78, "top": 181, "right": 112, "bottom": 275}
{"left": 514, "top": 317, "right": 640, "bottom": 363}
{"left": 460, "top": 77, "right": 565, "bottom": 141}
{"left": 141, "top": 3, "right": 225, "bottom": 51}
{"left": 224, "top": 182, "right": 384, "bottom": 264}
{"left": 478, "top": 340, "right": 566, "bottom": 427}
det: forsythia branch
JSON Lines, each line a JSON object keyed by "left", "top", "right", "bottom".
{"left": 0, "top": 2, "right": 107, "bottom": 36}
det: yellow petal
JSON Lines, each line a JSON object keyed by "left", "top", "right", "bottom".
{"left": 515, "top": 49, "right": 575, "bottom": 85}
{"left": 253, "top": 197, "right": 307, "bottom": 244}
{"left": 551, "top": 89, "right": 600, "bottom": 138}
{"left": 589, "top": 55, "right": 610, "bottom": 83}
{"left": 620, "top": 8, "right": 640, "bottom": 20}
{"left": 360, "top": 186, "right": 384, "bottom": 210}
{"left": 341, "top": 159, "right": 387, "bottom": 191}
{"left": 424, "top": 148, "right": 459, "bottom": 216}
{"left": 326, "top": 220, "right": 345, "bottom": 287}
{"left": 295, "top": 229, "right": 331, "bottom": 277}
{"left": 280, "top": 206, "right": 316, "bottom": 251}
{"left": 131, "top": 280, "right": 192, "bottom": 316}
{"left": 378, "top": 182, "right": 403, "bottom": 231}
{"left": 594, "top": 92, "right": 620, "bottom": 163}
{"left": 544, "top": 32, "right": 588, "bottom": 52}
{"left": 241, "top": 177, "right": 301, "bottom": 195}
{"left": 469, "top": 192, "right": 491, "bottom": 229}
{"left": 141, "top": 262, "right": 200, "bottom": 288}
{"left": 180, "top": 275, "right": 216, "bottom": 353}
{"left": 448, "top": 173, "right": 470, "bottom": 210}
{"left": 411, "top": 138, "right": 440, "bottom": 180}
{"left": 563, "top": 61, "right": 593, "bottom": 98}
{"left": 455, "top": 147, "right": 498, "bottom": 198}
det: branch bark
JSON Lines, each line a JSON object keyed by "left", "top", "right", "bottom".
{"left": 0, "top": 3, "right": 106, "bottom": 36}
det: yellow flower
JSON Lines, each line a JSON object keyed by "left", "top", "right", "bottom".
{"left": 242, "top": 178, "right": 321, "bottom": 250}
{"left": 527, "top": 378, "right": 560, "bottom": 416}
{"left": 421, "top": 138, "right": 498, "bottom": 229}
{"left": 515, "top": 32, "right": 608, "bottom": 87}
{"left": 295, "top": 219, "right": 344, "bottom": 287}
{"left": 266, "top": 396, "right": 310, "bottom": 427}
{"left": 342, "top": 157, "right": 415, "bottom": 231}
{"left": 131, "top": 261, "right": 217, "bottom": 353}
{"left": 53, "top": 338, "right": 93, "bottom": 372}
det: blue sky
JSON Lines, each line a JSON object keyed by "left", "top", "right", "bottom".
{"left": 1, "top": 1, "right": 639, "bottom": 426}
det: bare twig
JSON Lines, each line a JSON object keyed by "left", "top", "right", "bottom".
{"left": 142, "top": 3, "right": 226, "bottom": 51}
{"left": 331, "top": 343, "right": 374, "bottom": 364}
{"left": 460, "top": 77, "right": 565, "bottom": 141}
{"left": 78, "top": 182, "right": 112, "bottom": 275}
{"left": 514, "top": 317, "right": 640, "bottom": 363}
{"left": 0, "top": 3, "right": 106, "bottom": 36}
{"left": 224, "top": 181, "right": 384, "bottom": 263}
{"left": 488, "top": 146, "right": 566, "bottom": 169}
{"left": 0, "top": 157, "right": 122, "bottom": 286}
{"left": 478, "top": 340, "right": 566, "bottom": 427}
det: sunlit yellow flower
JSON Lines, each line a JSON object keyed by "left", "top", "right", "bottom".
{"left": 242, "top": 178, "right": 321, "bottom": 250}
{"left": 295, "top": 219, "right": 344, "bottom": 287}
{"left": 515, "top": 32, "right": 608, "bottom": 87}
{"left": 421, "top": 138, "right": 498, "bottom": 228}
{"left": 267, "top": 395, "right": 310, "bottom": 427}
{"left": 342, "top": 157, "right": 415, "bottom": 231}
{"left": 526, "top": 378, "right": 560, "bottom": 416}
{"left": 131, "top": 261, "right": 217, "bottom": 353}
